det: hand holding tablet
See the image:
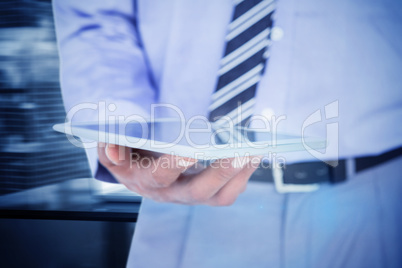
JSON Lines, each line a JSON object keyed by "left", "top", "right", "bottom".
{"left": 54, "top": 119, "right": 325, "bottom": 205}
{"left": 98, "top": 142, "right": 261, "bottom": 206}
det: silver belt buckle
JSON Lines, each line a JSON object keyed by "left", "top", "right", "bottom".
{"left": 272, "top": 165, "right": 320, "bottom": 194}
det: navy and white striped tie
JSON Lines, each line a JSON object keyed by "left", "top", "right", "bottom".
{"left": 208, "top": 0, "right": 276, "bottom": 128}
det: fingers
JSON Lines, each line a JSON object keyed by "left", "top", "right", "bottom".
{"left": 185, "top": 158, "right": 249, "bottom": 202}
{"left": 145, "top": 154, "right": 197, "bottom": 188}
{"left": 98, "top": 143, "right": 137, "bottom": 187}
{"left": 98, "top": 143, "right": 131, "bottom": 169}
{"left": 158, "top": 156, "right": 260, "bottom": 205}
{"left": 206, "top": 162, "right": 259, "bottom": 206}
{"left": 208, "top": 156, "right": 263, "bottom": 205}
{"left": 97, "top": 143, "right": 197, "bottom": 190}
{"left": 98, "top": 142, "right": 262, "bottom": 206}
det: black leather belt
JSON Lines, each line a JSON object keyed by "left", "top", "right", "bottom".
{"left": 249, "top": 146, "right": 402, "bottom": 192}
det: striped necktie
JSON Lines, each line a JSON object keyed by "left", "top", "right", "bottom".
{"left": 208, "top": 0, "right": 276, "bottom": 129}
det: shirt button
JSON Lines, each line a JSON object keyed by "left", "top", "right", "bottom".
{"left": 262, "top": 108, "right": 275, "bottom": 120}
{"left": 271, "top": 26, "right": 284, "bottom": 41}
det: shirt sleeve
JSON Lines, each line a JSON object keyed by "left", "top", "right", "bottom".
{"left": 53, "top": 0, "right": 157, "bottom": 180}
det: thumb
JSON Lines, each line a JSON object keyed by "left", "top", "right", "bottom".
{"left": 98, "top": 142, "right": 129, "bottom": 167}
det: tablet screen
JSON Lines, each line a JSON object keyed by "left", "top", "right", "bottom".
{"left": 71, "top": 121, "right": 299, "bottom": 147}
{"left": 54, "top": 120, "right": 326, "bottom": 159}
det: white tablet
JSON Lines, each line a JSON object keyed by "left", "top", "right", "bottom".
{"left": 53, "top": 119, "right": 326, "bottom": 160}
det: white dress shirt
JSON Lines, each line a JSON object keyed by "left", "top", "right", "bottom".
{"left": 54, "top": 0, "right": 402, "bottom": 267}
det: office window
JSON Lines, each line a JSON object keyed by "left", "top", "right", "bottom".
{"left": 0, "top": 0, "right": 91, "bottom": 194}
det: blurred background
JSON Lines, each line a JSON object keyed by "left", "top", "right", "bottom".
{"left": 0, "top": 1, "right": 137, "bottom": 267}
{"left": 0, "top": 0, "right": 90, "bottom": 193}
